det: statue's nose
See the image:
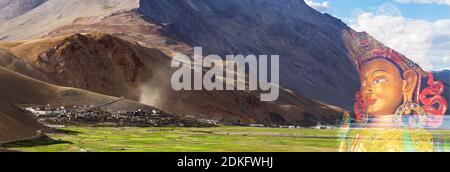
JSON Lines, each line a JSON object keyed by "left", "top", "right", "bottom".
{"left": 363, "top": 86, "right": 374, "bottom": 96}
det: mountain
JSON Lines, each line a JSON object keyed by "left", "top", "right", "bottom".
{"left": 0, "top": 0, "right": 365, "bottom": 110}
{"left": 0, "top": 0, "right": 47, "bottom": 24}
{"left": 136, "top": 0, "right": 361, "bottom": 110}
{"left": 1, "top": 33, "right": 156, "bottom": 100}
{"left": 3, "top": 0, "right": 438, "bottom": 127}
{"left": 0, "top": 0, "right": 419, "bottom": 125}
{"left": 0, "top": 32, "right": 344, "bottom": 126}
{"left": 0, "top": 59, "right": 208, "bottom": 143}
{"left": 0, "top": 48, "right": 42, "bottom": 80}
{"left": 0, "top": 0, "right": 139, "bottom": 40}
{"left": 42, "top": 11, "right": 193, "bottom": 56}
{"left": 0, "top": 66, "right": 115, "bottom": 142}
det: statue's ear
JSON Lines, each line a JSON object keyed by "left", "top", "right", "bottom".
{"left": 402, "top": 69, "right": 418, "bottom": 93}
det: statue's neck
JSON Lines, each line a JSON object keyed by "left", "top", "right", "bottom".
{"left": 367, "top": 115, "right": 395, "bottom": 128}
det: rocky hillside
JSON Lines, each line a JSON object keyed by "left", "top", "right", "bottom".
{"left": 0, "top": 0, "right": 429, "bottom": 125}
{"left": 3, "top": 33, "right": 155, "bottom": 100}
{"left": 2, "top": 0, "right": 443, "bottom": 142}
{"left": 0, "top": 0, "right": 47, "bottom": 24}
{"left": 136, "top": 0, "right": 360, "bottom": 110}
{"left": 0, "top": 0, "right": 364, "bottom": 110}
{"left": 0, "top": 0, "right": 139, "bottom": 40}
{"left": 0, "top": 61, "right": 209, "bottom": 143}
{"left": 0, "top": 32, "right": 344, "bottom": 126}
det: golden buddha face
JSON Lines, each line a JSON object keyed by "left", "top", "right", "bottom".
{"left": 360, "top": 58, "right": 404, "bottom": 115}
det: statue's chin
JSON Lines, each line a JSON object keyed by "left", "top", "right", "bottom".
{"left": 366, "top": 107, "right": 379, "bottom": 115}
{"left": 367, "top": 108, "right": 395, "bottom": 116}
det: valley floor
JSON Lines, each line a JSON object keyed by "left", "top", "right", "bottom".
{"left": 1, "top": 126, "right": 341, "bottom": 152}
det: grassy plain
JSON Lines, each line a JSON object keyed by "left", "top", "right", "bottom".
{"left": 3, "top": 126, "right": 341, "bottom": 152}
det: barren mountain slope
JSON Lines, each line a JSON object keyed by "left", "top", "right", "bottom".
{"left": 0, "top": 33, "right": 344, "bottom": 126}
{"left": 0, "top": 64, "right": 206, "bottom": 143}
{"left": 135, "top": 0, "right": 360, "bottom": 110}
{"left": 0, "top": 0, "right": 47, "bottom": 24}
{"left": 0, "top": 0, "right": 139, "bottom": 40}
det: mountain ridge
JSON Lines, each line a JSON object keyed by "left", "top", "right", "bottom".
{"left": 0, "top": 0, "right": 435, "bottom": 136}
{"left": 135, "top": 0, "right": 360, "bottom": 110}
{"left": 0, "top": 32, "right": 345, "bottom": 126}
{"left": 0, "top": 0, "right": 139, "bottom": 40}
{"left": 0, "top": 0, "right": 47, "bottom": 24}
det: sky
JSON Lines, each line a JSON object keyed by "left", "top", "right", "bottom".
{"left": 305, "top": 0, "right": 450, "bottom": 71}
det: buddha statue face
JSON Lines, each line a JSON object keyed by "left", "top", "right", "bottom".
{"left": 359, "top": 58, "right": 417, "bottom": 115}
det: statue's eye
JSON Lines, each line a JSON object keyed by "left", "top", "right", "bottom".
{"left": 373, "top": 78, "right": 387, "bottom": 84}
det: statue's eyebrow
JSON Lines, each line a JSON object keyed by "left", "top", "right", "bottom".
{"left": 371, "top": 70, "right": 388, "bottom": 75}
{"left": 362, "top": 69, "right": 387, "bottom": 79}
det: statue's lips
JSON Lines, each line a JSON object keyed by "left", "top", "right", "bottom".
{"left": 365, "top": 98, "right": 377, "bottom": 106}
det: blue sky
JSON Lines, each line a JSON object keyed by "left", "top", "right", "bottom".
{"left": 305, "top": 0, "right": 450, "bottom": 70}
{"left": 321, "top": 0, "right": 450, "bottom": 22}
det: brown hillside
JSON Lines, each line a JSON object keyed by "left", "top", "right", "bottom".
{"left": 0, "top": 65, "right": 182, "bottom": 142}
{"left": 1, "top": 33, "right": 344, "bottom": 126}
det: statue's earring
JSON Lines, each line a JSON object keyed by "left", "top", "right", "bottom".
{"left": 394, "top": 72, "right": 426, "bottom": 128}
{"left": 394, "top": 101, "right": 427, "bottom": 128}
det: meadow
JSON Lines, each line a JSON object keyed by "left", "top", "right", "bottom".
{"left": 2, "top": 126, "right": 342, "bottom": 152}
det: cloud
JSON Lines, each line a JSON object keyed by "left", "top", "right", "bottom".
{"left": 305, "top": 0, "right": 331, "bottom": 12}
{"left": 375, "top": 2, "right": 402, "bottom": 16}
{"left": 393, "top": 0, "right": 450, "bottom": 6}
{"left": 350, "top": 3, "right": 450, "bottom": 71}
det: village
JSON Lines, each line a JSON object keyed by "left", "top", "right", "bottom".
{"left": 246, "top": 123, "right": 337, "bottom": 130}
{"left": 21, "top": 103, "right": 187, "bottom": 128}
{"left": 22, "top": 103, "right": 339, "bottom": 129}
